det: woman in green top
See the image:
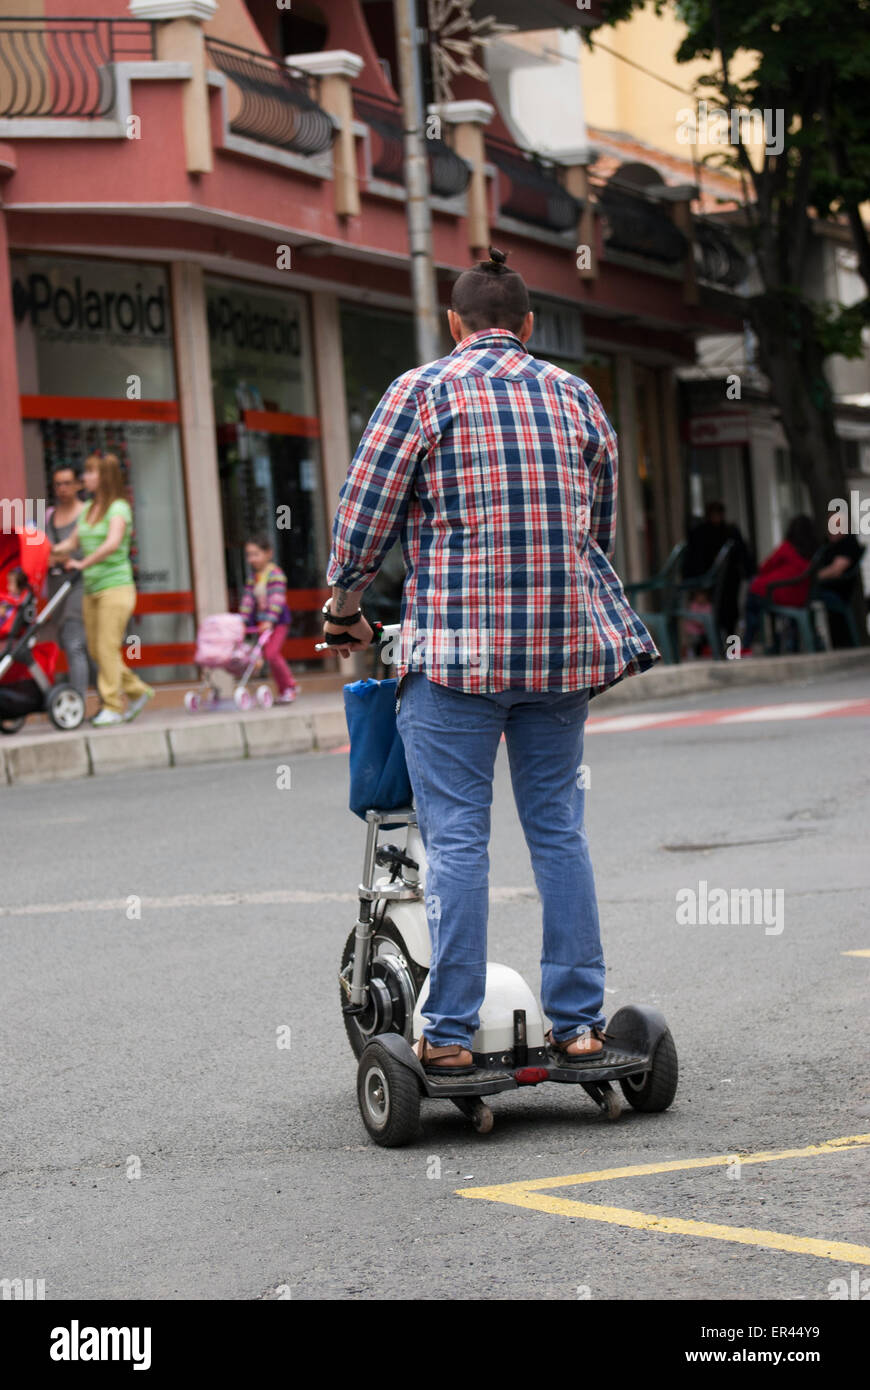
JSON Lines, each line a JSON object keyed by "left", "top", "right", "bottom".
{"left": 51, "top": 453, "right": 154, "bottom": 727}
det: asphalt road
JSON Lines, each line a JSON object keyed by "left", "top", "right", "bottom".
{"left": 1, "top": 667, "right": 869, "bottom": 1301}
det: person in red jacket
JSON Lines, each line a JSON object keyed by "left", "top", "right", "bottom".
{"left": 742, "top": 515, "right": 818, "bottom": 652}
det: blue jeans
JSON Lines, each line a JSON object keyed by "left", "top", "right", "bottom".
{"left": 396, "top": 672, "right": 604, "bottom": 1048}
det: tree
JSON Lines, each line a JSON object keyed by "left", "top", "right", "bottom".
{"left": 595, "top": 0, "right": 870, "bottom": 529}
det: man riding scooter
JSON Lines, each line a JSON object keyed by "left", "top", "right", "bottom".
{"left": 322, "top": 248, "right": 658, "bottom": 1075}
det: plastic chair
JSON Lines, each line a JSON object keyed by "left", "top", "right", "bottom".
{"left": 759, "top": 549, "right": 827, "bottom": 654}
{"left": 624, "top": 542, "right": 686, "bottom": 665}
{"left": 664, "top": 540, "right": 735, "bottom": 660}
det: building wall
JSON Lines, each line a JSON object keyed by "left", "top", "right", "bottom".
{"left": 579, "top": 8, "right": 755, "bottom": 166}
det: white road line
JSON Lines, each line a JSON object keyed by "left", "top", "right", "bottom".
{"left": 0, "top": 886, "right": 539, "bottom": 918}
{"left": 718, "top": 701, "right": 855, "bottom": 723}
{"left": 586, "top": 712, "right": 693, "bottom": 734}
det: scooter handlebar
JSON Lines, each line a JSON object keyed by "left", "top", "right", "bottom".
{"left": 314, "top": 618, "right": 399, "bottom": 654}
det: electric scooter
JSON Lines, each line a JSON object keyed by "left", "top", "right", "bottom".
{"left": 333, "top": 625, "right": 679, "bottom": 1148}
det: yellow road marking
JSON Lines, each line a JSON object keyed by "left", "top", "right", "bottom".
{"left": 842, "top": 949, "right": 870, "bottom": 957}
{"left": 457, "top": 1133, "right": 870, "bottom": 1264}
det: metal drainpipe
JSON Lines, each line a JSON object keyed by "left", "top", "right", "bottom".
{"left": 393, "top": 0, "right": 442, "bottom": 365}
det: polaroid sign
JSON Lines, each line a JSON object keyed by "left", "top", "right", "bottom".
{"left": 207, "top": 290, "right": 302, "bottom": 357}
{"left": 13, "top": 272, "right": 167, "bottom": 340}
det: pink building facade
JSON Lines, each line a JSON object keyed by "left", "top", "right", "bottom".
{"left": 0, "top": 0, "right": 737, "bottom": 681}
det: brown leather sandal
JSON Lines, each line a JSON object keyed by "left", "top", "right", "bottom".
{"left": 413, "top": 1037, "right": 475, "bottom": 1075}
{"left": 545, "top": 1025, "right": 606, "bottom": 1062}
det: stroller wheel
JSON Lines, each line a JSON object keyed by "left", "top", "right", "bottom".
{"left": 47, "top": 684, "right": 85, "bottom": 731}
{"left": 234, "top": 686, "right": 254, "bottom": 711}
{"left": 184, "top": 691, "right": 201, "bottom": 713}
{"left": 0, "top": 716, "right": 26, "bottom": 736}
{"left": 256, "top": 685, "right": 274, "bottom": 709}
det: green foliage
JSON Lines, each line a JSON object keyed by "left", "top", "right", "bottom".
{"left": 812, "top": 299, "right": 870, "bottom": 360}
{"left": 593, "top": 0, "right": 870, "bottom": 324}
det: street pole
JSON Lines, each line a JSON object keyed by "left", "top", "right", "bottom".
{"left": 393, "top": 0, "right": 442, "bottom": 365}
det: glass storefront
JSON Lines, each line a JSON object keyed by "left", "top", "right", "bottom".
{"left": 207, "top": 277, "right": 326, "bottom": 658}
{"left": 341, "top": 302, "right": 416, "bottom": 455}
{"left": 12, "top": 253, "right": 194, "bottom": 678}
{"left": 340, "top": 303, "right": 416, "bottom": 632}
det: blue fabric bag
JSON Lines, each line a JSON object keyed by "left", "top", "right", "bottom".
{"left": 344, "top": 677, "right": 413, "bottom": 822}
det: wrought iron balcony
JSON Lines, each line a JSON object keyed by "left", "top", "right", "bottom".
{"left": 0, "top": 17, "right": 153, "bottom": 119}
{"left": 354, "top": 90, "right": 471, "bottom": 199}
{"left": 597, "top": 183, "right": 688, "bottom": 264}
{"left": 486, "top": 138, "right": 581, "bottom": 234}
{"left": 694, "top": 220, "right": 749, "bottom": 289}
{"left": 205, "top": 38, "right": 336, "bottom": 158}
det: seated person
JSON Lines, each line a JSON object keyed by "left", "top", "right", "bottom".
{"left": 0, "top": 567, "right": 26, "bottom": 636}
{"left": 816, "top": 513, "right": 864, "bottom": 647}
{"left": 742, "top": 515, "right": 818, "bottom": 653}
{"left": 683, "top": 500, "right": 754, "bottom": 638}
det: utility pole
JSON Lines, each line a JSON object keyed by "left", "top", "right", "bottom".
{"left": 393, "top": 0, "right": 442, "bottom": 365}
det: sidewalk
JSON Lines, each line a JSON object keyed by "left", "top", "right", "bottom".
{"left": 1, "top": 647, "right": 868, "bottom": 787}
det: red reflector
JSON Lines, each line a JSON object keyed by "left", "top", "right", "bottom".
{"left": 514, "top": 1067, "right": 549, "bottom": 1085}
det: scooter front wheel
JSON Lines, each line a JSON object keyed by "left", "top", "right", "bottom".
{"left": 340, "top": 920, "right": 427, "bottom": 1059}
{"left": 357, "top": 1042, "right": 421, "bottom": 1147}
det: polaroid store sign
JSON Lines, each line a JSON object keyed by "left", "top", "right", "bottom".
{"left": 206, "top": 279, "right": 308, "bottom": 415}
{"left": 11, "top": 255, "right": 176, "bottom": 399}
{"left": 207, "top": 287, "right": 302, "bottom": 357}
{"left": 14, "top": 270, "right": 167, "bottom": 341}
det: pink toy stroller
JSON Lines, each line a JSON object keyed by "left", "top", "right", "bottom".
{"left": 184, "top": 613, "right": 274, "bottom": 712}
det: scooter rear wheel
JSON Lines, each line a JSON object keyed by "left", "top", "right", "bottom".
{"left": 619, "top": 1027, "right": 678, "bottom": 1112}
{"left": 357, "top": 1041, "right": 421, "bottom": 1147}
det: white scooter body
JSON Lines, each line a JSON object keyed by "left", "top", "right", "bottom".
{"left": 413, "top": 964, "right": 547, "bottom": 1056}
{"left": 379, "top": 821, "right": 548, "bottom": 1057}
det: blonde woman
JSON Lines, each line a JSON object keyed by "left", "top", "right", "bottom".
{"left": 51, "top": 453, "right": 154, "bottom": 726}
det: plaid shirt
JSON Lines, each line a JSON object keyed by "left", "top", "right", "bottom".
{"left": 326, "top": 328, "right": 658, "bottom": 695}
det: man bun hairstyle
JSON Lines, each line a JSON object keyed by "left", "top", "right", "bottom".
{"left": 451, "top": 245, "right": 530, "bottom": 335}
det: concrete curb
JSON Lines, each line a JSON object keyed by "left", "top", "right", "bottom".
{"left": 1, "top": 647, "right": 868, "bottom": 787}
{"left": 594, "top": 646, "right": 870, "bottom": 709}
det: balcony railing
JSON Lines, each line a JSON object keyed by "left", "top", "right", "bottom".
{"left": 205, "top": 38, "right": 335, "bottom": 158}
{"left": 354, "top": 90, "right": 471, "bottom": 199}
{"left": 486, "top": 137, "right": 582, "bottom": 233}
{"left": 0, "top": 17, "right": 154, "bottom": 119}
{"left": 596, "top": 182, "right": 688, "bottom": 264}
{"left": 694, "top": 220, "right": 749, "bottom": 289}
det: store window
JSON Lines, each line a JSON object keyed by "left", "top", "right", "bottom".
{"left": 340, "top": 303, "right": 416, "bottom": 630}
{"left": 207, "top": 277, "right": 327, "bottom": 660}
{"left": 12, "top": 253, "right": 194, "bottom": 679}
{"left": 341, "top": 302, "right": 416, "bottom": 453}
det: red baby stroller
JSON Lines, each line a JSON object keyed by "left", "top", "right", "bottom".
{"left": 0, "top": 526, "right": 86, "bottom": 734}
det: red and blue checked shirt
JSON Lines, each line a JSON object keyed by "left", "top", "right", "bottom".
{"left": 326, "top": 328, "right": 659, "bottom": 695}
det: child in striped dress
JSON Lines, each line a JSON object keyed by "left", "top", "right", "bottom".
{"left": 239, "top": 533, "right": 298, "bottom": 703}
